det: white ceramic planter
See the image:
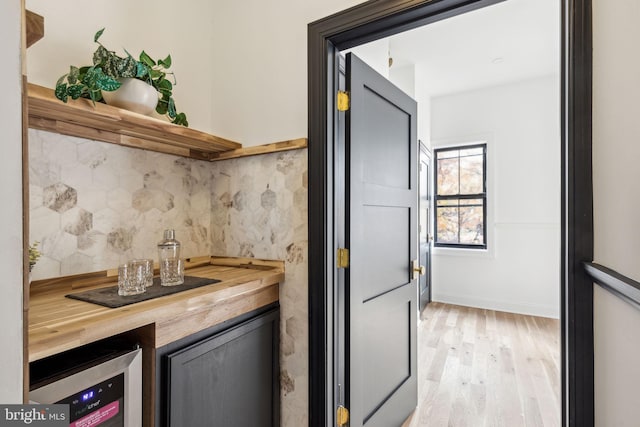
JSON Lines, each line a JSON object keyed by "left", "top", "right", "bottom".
{"left": 102, "top": 78, "right": 158, "bottom": 116}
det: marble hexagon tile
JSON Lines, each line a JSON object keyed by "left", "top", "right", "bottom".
{"left": 28, "top": 129, "right": 213, "bottom": 280}
{"left": 208, "top": 149, "right": 309, "bottom": 426}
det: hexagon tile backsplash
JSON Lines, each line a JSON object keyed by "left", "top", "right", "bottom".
{"left": 29, "top": 129, "right": 213, "bottom": 280}
{"left": 208, "top": 149, "right": 309, "bottom": 426}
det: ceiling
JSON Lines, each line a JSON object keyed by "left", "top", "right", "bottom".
{"left": 353, "top": 0, "right": 560, "bottom": 97}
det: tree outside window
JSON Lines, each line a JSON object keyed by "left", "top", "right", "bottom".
{"left": 434, "top": 144, "right": 487, "bottom": 249}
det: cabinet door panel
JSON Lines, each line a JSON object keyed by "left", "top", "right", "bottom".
{"left": 166, "top": 308, "right": 279, "bottom": 427}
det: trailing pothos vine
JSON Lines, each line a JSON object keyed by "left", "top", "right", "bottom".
{"left": 55, "top": 28, "right": 188, "bottom": 126}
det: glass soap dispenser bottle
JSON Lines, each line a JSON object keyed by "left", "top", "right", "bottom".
{"left": 158, "top": 229, "right": 183, "bottom": 286}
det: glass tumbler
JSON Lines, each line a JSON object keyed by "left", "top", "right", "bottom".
{"left": 118, "top": 263, "right": 146, "bottom": 296}
{"left": 160, "top": 258, "right": 184, "bottom": 286}
{"left": 130, "top": 258, "right": 153, "bottom": 288}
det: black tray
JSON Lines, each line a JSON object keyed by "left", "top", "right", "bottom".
{"left": 65, "top": 276, "right": 221, "bottom": 308}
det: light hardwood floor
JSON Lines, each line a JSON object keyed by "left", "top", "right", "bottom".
{"left": 403, "top": 302, "right": 560, "bottom": 427}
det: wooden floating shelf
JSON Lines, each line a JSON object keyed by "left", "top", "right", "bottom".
{"left": 28, "top": 83, "right": 241, "bottom": 160}
{"left": 27, "top": 83, "right": 307, "bottom": 161}
{"left": 25, "top": 10, "right": 45, "bottom": 48}
{"left": 209, "top": 137, "right": 308, "bottom": 162}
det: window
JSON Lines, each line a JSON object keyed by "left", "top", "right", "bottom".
{"left": 434, "top": 143, "right": 487, "bottom": 249}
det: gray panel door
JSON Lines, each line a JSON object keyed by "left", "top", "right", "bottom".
{"left": 419, "top": 143, "right": 432, "bottom": 313}
{"left": 346, "top": 52, "right": 418, "bottom": 427}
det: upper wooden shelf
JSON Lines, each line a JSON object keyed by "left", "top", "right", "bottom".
{"left": 27, "top": 83, "right": 244, "bottom": 160}
{"left": 27, "top": 83, "right": 307, "bottom": 161}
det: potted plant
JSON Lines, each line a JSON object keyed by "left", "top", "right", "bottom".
{"left": 55, "top": 28, "right": 188, "bottom": 126}
{"left": 29, "top": 241, "right": 41, "bottom": 273}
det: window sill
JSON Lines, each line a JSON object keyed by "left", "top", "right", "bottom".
{"left": 432, "top": 245, "right": 494, "bottom": 259}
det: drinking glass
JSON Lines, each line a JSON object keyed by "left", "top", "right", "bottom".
{"left": 118, "top": 263, "right": 146, "bottom": 296}
{"left": 160, "top": 258, "right": 184, "bottom": 286}
{"left": 130, "top": 258, "right": 154, "bottom": 287}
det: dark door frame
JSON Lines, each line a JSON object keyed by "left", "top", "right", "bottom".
{"left": 308, "top": 1, "right": 593, "bottom": 427}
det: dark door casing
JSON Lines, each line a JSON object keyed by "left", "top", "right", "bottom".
{"left": 308, "top": 1, "right": 593, "bottom": 426}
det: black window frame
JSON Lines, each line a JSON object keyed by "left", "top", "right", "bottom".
{"left": 434, "top": 143, "right": 487, "bottom": 249}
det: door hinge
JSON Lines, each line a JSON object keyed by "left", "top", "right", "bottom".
{"left": 336, "top": 405, "right": 350, "bottom": 426}
{"left": 337, "top": 248, "right": 350, "bottom": 269}
{"left": 337, "top": 91, "right": 350, "bottom": 111}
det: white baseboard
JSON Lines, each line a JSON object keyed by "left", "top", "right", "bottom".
{"left": 432, "top": 292, "right": 560, "bottom": 319}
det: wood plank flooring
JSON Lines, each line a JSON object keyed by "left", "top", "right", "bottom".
{"left": 402, "top": 302, "right": 560, "bottom": 427}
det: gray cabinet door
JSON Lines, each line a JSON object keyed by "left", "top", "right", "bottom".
{"left": 346, "top": 52, "right": 418, "bottom": 427}
{"left": 166, "top": 308, "right": 279, "bottom": 427}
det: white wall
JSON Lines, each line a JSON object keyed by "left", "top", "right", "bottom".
{"left": 389, "top": 63, "right": 415, "bottom": 98}
{"left": 26, "top": 0, "right": 219, "bottom": 137}
{"left": 415, "top": 63, "right": 432, "bottom": 149}
{"left": 202, "top": 0, "right": 367, "bottom": 146}
{"left": 347, "top": 38, "right": 390, "bottom": 80}
{"left": 430, "top": 75, "right": 561, "bottom": 318}
{"left": 0, "top": 0, "right": 24, "bottom": 403}
{"left": 593, "top": 287, "right": 640, "bottom": 426}
{"left": 26, "top": 0, "right": 367, "bottom": 147}
{"left": 592, "top": 0, "right": 640, "bottom": 280}
{"left": 592, "top": 0, "right": 640, "bottom": 424}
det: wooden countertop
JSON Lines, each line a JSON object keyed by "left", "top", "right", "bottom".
{"left": 28, "top": 256, "right": 283, "bottom": 362}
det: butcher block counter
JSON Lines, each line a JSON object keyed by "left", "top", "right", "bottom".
{"left": 28, "top": 256, "right": 283, "bottom": 362}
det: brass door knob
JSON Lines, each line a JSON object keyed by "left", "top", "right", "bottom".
{"left": 412, "top": 260, "right": 426, "bottom": 280}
